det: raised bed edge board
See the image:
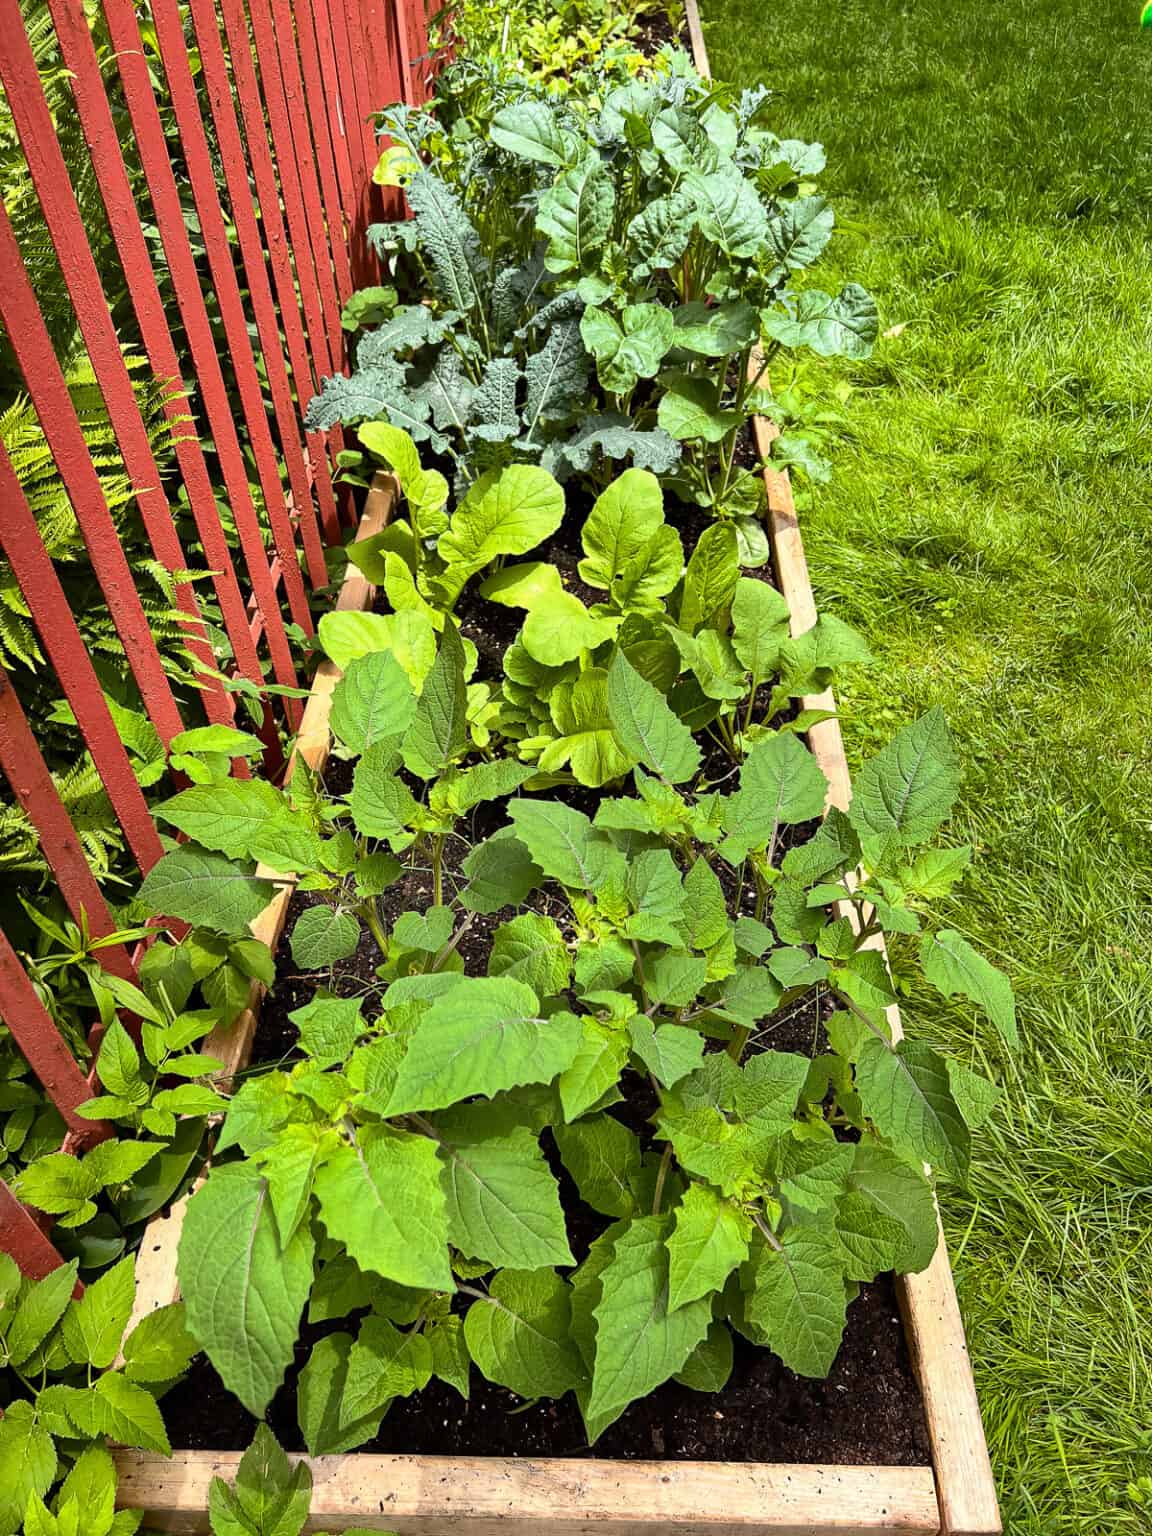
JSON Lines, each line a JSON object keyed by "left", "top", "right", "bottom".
{"left": 702, "top": 0, "right": 1000, "bottom": 1510}
{"left": 110, "top": 101, "right": 998, "bottom": 1536}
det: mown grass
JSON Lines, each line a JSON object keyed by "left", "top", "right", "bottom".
{"left": 700, "top": 0, "right": 1152, "bottom": 1529}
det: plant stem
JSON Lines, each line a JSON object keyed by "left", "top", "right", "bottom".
{"left": 432, "top": 836, "right": 444, "bottom": 908}
{"left": 651, "top": 1143, "right": 674, "bottom": 1215}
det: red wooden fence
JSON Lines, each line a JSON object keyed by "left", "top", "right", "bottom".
{"left": 0, "top": 0, "right": 433, "bottom": 1276}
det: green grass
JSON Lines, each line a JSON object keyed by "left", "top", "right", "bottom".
{"left": 699, "top": 1, "right": 1152, "bottom": 1529}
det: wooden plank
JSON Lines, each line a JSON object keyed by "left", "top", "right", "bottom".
{"left": 114, "top": 1453, "right": 940, "bottom": 1535}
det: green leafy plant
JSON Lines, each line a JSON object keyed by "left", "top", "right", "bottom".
{"left": 166, "top": 702, "right": 1013, "bottom": 1444}
{"left": 312, "top": 52, "right": 876, "bottom": 560}
{"left": 0, "top": 1250, "right": 196, "bottom": 1535}
{"left": 208, "top": 1425, "right": 389, "bottom": 1536}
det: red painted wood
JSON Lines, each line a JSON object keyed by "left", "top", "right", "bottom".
{"left": 341, "top": 0, "right": 385, "bottom": 198}
{"left": 283, "top": 0, "right": 356, "bottom": 304}
{"left": 0, "top": 670, "right": 137, "bottom": 983}
{"left": 308, "top": 0, "right": 360, "bottom": 257}
{"left": 0, "top": 213, "right": 186, "bottom": 749}
{"left": 212, "top": 0, "right": 342, "bottom": 547}
{"left": 0, "top": 1179, "right": 77, "bottom": 1284}
{"left": 0, "top": 927, "right": 112, "bottom": 1145}
{"left": 0, "top": 443, "right": 165, "bottom": 875}
{"left": 245, "top": 0, "right": 345, "bottom": 375}
{"left": 182, "top": 0, "right": 329, "bottom": 591}
{"left": 145, "top": 0, "right": 315, "bottom": 645}
{"left": 0, "top": 2, "right": 231, "bottom": 729}
{"left": 43, "top": 0, "right": 279, "bottom": 702}
{"left": 99, "top": 0, "right": 306, "bottom": 719}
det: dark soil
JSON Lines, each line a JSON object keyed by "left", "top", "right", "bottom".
{"left": 164, "top": 1272, "right": 926, "bottom": 1465}
{"left": 634, "top": 4, "right": 687, "bottom": 58}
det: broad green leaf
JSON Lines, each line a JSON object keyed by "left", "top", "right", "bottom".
{"left": 847, "top": 1145, "right": 938, "bottom": 1272}
{"left": 737, "top": 1050, "right": 810, "bottom": 1125}
{"left": 765, "top": 195, "right": 835, "bottom": 273}
{"left": 724, "top": 733, "right": 828, "bottom": 858}
{"left": 169, "top": 724, "right": 263, "bottom": 758}
{"left": 920, "top": 930, "right": 1017, "bottom": 1047}
{"left": 178, "top": 1163, "right": 315, "bottom": 1415}
{"left": 553, "top": 1113, "right": 640, "bottom": 1217}
{"left": 489, "top": 913, "right": 571, "bottom": 999}
{"left": 464, "top": 1267, "right": 585, "bottom": 1398}
{"left": 779, "top": 1137, "right": 854, "bottom": 1211}
{"left": 0, "top": 1403, "right": 55, "bottom": 1536}
{"left": 655, "top": 1107, "right": 770, "bottom": 1197}
{"left": 440, "top": 465, "right": 565, "bottom": 572}
{"left": 536, "top": 157, "right": 615, "bottom": 272}
{"left": 401, "top": 622, "right": 468, "bottom": 778}
{"left": 521, "top": 587, "right": 620, "bottom": 665}
{"left": 157, "top": 780, "right": 320, "bottom": 871}
{"left": 384, "top": 977, "right": 581, "bottom": 1116}
{"left": 314, "top": 1125, "right": 452, "bottom": 1290}
{"left": 459, "top": 829, "right": 542, "bottom": 914}
{"left": 122, "top": 1302, "right": 198, "bottom": 1384}
{"left": 607, "top": 651, "right": 700, "bottom": 784}
{"left": 670, "top": 300, "right": 757, "bottom": 357}
{"left": 427, "top": 1313, "right": 470, "bottom": 1399}
{"left": 298, "top": 1332, "right": 384, "bottom": 1455}
{"left": 833, "top": 1192, "right": 910, "bottom": 1282}
{"left": 87, "top": 1373, "right": 171, "bottom": 1454}
{"left": 507, "top": 800, "right": 623, "bottom": 890}
{"left": 443, "top": 758, "right": 533, "bottom": 811}
{"left": 581, "top": 304, "right": 674, "bottom": 394}
{"left": 626, "top": 189, "right": 697, "bottom": 277}
{"left": 680, "top": 857, "right": 728, "bottom": 950}
{"left": 679, "top": 521, "right": 739, "bottom": 634}
{"left": 578, "top": 467, "right": 665, "bottom": 590}
{"left": 5, "top": 1260, "right": 78, "bottom": 1367}
{"left": 540, "top": 667, "right": 636, "bottom": 788}
{"left": 897, "top": 845, "right": 973, "bottom": 900}
{"left": 330, "top": 650, "right": 417, "bottom": 754}
{"left": 440, "top": 1126, "right": 573, "bottom": 1269}
{"left": 558, "top": 1018, "right": 629, "bottom": 1123}
{"left": 854, "top": 1038, "right": 970, "bottom": 1180}
{"left": 657, "top": 372, "right": 741, "bottom": 444}
{"left": 645, "top": 950, "right": 708, "bottom": 1008}
{"left": 626, "top": 1017, "right": 705, "bottom": 1087}
{"left": 60, "top": 1255, "right": 134, "bottom": 1369}
{"left": 674, "top": 1319, "right": 734, "bottom": 1392}
{"left": 138, "top": 847, "right": 275, "bottom": 935}
{"left": 731, "top": 578, "right": 791, "bottom": 683}
{"left": 684, "top": 166, "right": 768, "bottom": 256}
{"left": 585, "top": 1215, "right": 711, "bottom": 1439}
{"left": 348, "top": 745, "right": 420, "bottom": 840}
{"left": 744, "top": 1226, "right": 846, "bottom": 1376}
{"left": 208, "top": 1422, "right": 311, "bottom": 1536}
{"left": 490, "top": 101, "right": 577, "bottom": 166}
{"left": 341, "top": 1316, "right": 433, "bottom": 1424}
{"left": 317, "top": 609, "right": 437, "bottom": 685}
{"left": 947, "top": 1060, "right": 1003, "bottom": 1131}
{"left": 849, "top": 709, "right": 960, "bottom": 868}
{"left": 290, "top": 906, "right": 360, "bottom": 969}
{"left": 522, "top": 317, "right": 588, "bottom": 437}
{"left": 667, "top": 1183, "right": 751, "bottom": 1311}
{"left": 762, "top": 282, "right": 878, "bottom": 358}
{"left": 290, "top": 995, "right": 364, "bottom": 1066}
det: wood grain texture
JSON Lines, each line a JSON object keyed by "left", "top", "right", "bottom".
{"left": 113, "top": 1453, "right": 941, "bottom": 1535}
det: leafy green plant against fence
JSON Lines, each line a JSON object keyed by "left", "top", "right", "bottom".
{"left": 312, "top": 54, "right": 876, "bottom": 564}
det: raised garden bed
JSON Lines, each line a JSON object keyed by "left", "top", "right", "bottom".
{"left": 111, "top": 453, "right": 999, "bottom": 1532}
{"left": 107, "top": 10, "right": 1001, "bottom": 1531}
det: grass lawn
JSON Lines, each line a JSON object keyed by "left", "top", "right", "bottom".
{"left": 698, "top": 0, "right": 1152, "bottom": 1529}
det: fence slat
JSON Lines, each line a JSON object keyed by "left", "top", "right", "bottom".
{"left": 0, "top": 0, "right": 233, "bottom": 730}
{"left": 0, "top": 668, "right": 138, "bottom": 983}
{"left": 213, "top": 0, "right": 342, "bottom": 545}
{"left": 0, "top": 210, "right": 187, "bottom": 748}
{"left": 307, "top": 0, "right": 360, "bottom": 258}
{"left": 146, "top": 0, "right": 315, "bottom": 641}
{"left": 0, "top": 927, "right": 112, "bottom": 1144}
{"left": 99, "top": 0, "right": 306, "bottom": 717}
{"left": 183, "top": 0, "right": 329, "bottom": 591}
{"left": 42, "top": 0, "right": 274, "bottom": 703}
{"left": 0, "top": 1179, "right": 77, "bottom": 1283}
{"left": 0, "top": 442, "right": 165, "bottom": 874}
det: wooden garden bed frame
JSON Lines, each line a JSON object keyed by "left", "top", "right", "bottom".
{"left": 111, "top": 22, "right": 1003, "bottom": 1523}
